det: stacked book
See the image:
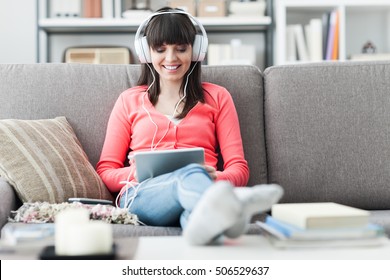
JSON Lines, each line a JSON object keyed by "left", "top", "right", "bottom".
{"left": 257, "top": 202, "right": 387, "bottom": 249}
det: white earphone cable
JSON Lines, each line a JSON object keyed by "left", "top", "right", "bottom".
{"left": 172, "top": 61, "right": 198, "bottom": 118}
{"left": 120, "top": 61, "right": 198, "bottom": 210}
{"left": 141, "top": 63, "right": 171, "bottom": 151}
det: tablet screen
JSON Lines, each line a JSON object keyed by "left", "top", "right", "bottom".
{"left": 134, "top": 148, "right": 205, "bottom": 182}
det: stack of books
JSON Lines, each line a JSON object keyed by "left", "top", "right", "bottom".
{"left": 257, "top": 202, "right": 387, "bottom": 249}
{"left": 286, "top": 9, "right": 340, "bottom": 62}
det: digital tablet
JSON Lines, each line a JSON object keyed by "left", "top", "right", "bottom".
{"left": 134, "top": 148, "right": 205, "bottom": 182}
{"left": 68, "top": 198, "right": 113, "bottom": 205}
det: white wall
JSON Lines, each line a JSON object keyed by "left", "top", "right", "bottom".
{"left": 0, "top": 0, "right": 36, "bottom": 63}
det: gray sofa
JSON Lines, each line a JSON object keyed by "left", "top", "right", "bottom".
{"left": 1, "top": 62, "right": 390, "bottom": 238}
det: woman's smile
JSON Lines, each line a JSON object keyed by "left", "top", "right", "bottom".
{"left": 151, "top": 44, "right": 192, "bottom": 83}
{"left": 163, "top": 64, "right": 181, "bottom": 71}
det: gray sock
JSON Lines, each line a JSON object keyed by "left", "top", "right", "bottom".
{"left": 183, "top": 181, "right": 242, "bottom": 246}
{"left": 224, "top": 184, "right": 284, "bottom": 238}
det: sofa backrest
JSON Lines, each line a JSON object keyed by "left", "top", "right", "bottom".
{"left": 264, "top": 61, "right": 390, "bottom": 210}
{"left": 0, "top": 64, "right": 267, "bottom": 186}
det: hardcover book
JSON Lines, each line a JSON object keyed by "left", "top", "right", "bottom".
{"left": 325, "top": 9, "right": 338, "bottom": 60}
{"left": 271, "top": 202, "right": 370, "bottom": 230}
{"left": 263, "top": 215, "right": 383, "bottom": 241}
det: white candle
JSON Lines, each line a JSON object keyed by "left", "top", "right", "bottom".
{"left": 55, "top": 208, "right": 89, "bottom": 255}
{"left": 65, "top": 221, "right": 113, "bottom": 256}
{"left": 55, "top": 208, "right": 113, "bottom": 256}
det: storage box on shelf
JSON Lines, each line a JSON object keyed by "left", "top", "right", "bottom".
{"left": 64, "top": 47, "right": 131, "bottom": 64}
{"left": 198, "top": 0, "right": 226, "bottom": 17}
{"left": 168, "top": 0, "right": 196, "bottom": 16}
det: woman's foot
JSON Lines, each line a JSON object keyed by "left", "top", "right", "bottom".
{"left": 183, "top": 181, "right": 242, "bottom": 245}
{"left": 224, "top": 184, "right": 284, "bottom": 238}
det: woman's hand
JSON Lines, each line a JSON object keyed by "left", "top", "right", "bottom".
{"left": 204, "top": 165, "right": 217, "bottom": 181}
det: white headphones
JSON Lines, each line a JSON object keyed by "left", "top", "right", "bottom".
{"left": 134, "top": 10, "right": 208, "bottom": 63}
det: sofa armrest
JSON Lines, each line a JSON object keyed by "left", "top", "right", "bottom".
{"left": 0, "top": 178, "right": 18, "bottom": 231}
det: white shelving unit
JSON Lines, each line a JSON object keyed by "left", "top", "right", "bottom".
{"left": 274, "top": 0, "right": 390, "bottom": 65}
{"left": 37, "top": 0, "right": 274, "bottom": 68}
{"left": 38, "top": 16, "right": 272, "bottom": 32}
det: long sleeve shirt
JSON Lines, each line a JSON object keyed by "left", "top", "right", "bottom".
{"left": 96, "top": 82, "right": 249, "bottom": 193}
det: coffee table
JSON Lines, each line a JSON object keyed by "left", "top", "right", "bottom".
{"left": 132, "top": 235, "right": 390, "bottom": 260}
{"left": 2, "top": 234, "right": 390, "bottom": 260}
{"left": 0, "top": 237, "right": 138, "bottom": 260}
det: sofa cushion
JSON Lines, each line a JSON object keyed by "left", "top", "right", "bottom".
{"left": 264, "top": 61, "right": 390, "bottom": 210}
{"left": 0, "top": 117, "right": 113, "bottom": 203}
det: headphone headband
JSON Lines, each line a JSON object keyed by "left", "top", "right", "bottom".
{"left": 134, "top": 10, "right": 208, "bottom": 63}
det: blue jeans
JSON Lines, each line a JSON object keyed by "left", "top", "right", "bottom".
{"left": 119, "top": 163, "right": 213, "bottom": 227}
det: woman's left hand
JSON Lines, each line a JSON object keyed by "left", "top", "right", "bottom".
{"left": 204, "top": 165, "right": 217, "bottom": 181}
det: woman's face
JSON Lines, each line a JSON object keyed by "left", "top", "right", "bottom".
{"left": 150, "top": 43, "right": 192, "bottom": 85}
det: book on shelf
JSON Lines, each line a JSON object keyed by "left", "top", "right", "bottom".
{"left": 292, "top": 24, "right": 309, "bottom": 61}
{"left": 271, "top": 202, "right": 370, "bottom": 230}
{"left": 322, "top": 12, "right": 331, "bottom": 60}
{"left": 285, "top": 25, "right": 297, "bottom": 62}
{"left": 331, "top": 10, "right": 340, "bottom": 60}
{"left": 325, "top": 9, "right": 339, "bottom": 61}
{"left": 102, "top": 0, "right": 114, "bottom": 19}
{"left": 304, "top": 18, "right": 323, "bottom": 61}
{"left": 83, "top": 0, "right": 102, "bottom": 18}
{"left": 261, "top": 215, "right": 384, "bottom": 241}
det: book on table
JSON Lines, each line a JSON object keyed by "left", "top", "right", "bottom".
{"left": 271, "top": 202, "right": 370, "bottom": 230}
{"left": 257, "top": 223, "right": 388, "bottom": 249}
{"left": 256, "top": 202, "right": 387, "bottom": 249}
{"left": 260, "top": 215, "right": 384, "bottom": 241}
{"left": 0, "top": 223, "right": 55, "bottom": 248}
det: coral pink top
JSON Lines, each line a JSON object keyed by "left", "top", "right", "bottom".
{"left": 97, "top": 82, "right": 249, "bottom": 193}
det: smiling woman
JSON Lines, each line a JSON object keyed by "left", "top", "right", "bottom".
{"left": 96, "top": 7, "right": 283, "bottom": 245}
{"left": 135, "top": 8, "right": 207, "bottom": 119}
{"left": 150, "top": 43, "right": 193, "bottom": 113}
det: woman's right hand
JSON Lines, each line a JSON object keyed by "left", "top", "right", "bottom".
{"left": 204, "top": 165, "right": 217, "bottom": 181}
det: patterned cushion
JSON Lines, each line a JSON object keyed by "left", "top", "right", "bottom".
{"left": 0, "top": 117, "right": 113, "bottom": 203}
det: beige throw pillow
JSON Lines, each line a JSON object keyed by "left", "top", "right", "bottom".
{"left": 0, "top": 117, "right": 113, "bottom": 203}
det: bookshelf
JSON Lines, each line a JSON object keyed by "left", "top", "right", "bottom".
{"left": 274, "top": 0, "right": 390, "bottom": 65}
{"left": 37, "top": 0, "right": 274, "bottom": 69}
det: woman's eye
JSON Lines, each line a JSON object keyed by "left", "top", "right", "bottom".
{"left": 155, "top": 48, "right": 165, "bottom": 53}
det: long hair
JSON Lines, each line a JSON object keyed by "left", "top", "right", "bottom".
{"left": 137, "top": 7, "right": 204, "bottom": 119}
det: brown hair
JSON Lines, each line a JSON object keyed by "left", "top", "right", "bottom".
{"left": 137, "top": 7, "right": 204, "bottom": 119}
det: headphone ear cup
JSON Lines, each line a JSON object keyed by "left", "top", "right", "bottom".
{"left": 135, "top": 36, "right": 152, "bottom": 63}
{"left": 192, "top": 34, "right": 208, "bottom": 62}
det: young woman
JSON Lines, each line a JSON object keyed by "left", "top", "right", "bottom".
{"left": 97, "top": 7, "right": 283, "bottom": 245}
